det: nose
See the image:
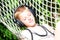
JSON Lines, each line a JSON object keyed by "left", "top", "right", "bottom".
{"left": 28, "top": 18, "right": 31, "bottom": 21}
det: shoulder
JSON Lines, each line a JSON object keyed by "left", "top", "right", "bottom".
{"left": 21, "top": 30, "right": 31, "bottom": 35}
{"left": 42, "top": 24, "right": 52, "bottom": 28}
{"left": 42, "top": 24, "right": 55, "bottom": 33}
{"left": 21, "top": 30, "right": 32, "bottom": 39}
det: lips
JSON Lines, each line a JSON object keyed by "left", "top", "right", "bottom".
{"left": 29, "top": 19, "right": 33, "bottom": 23}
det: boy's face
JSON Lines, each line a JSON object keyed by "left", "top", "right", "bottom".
{"left": 18, "top": 9, "right": 36, "bottom": 27}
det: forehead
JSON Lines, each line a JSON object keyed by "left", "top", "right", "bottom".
{"left": 19, "top": 9, "right": 31, "bottom": 18}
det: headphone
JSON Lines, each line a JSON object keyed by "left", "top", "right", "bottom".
{"left": 13, "top": 5, "right": 36, "bottom": 27}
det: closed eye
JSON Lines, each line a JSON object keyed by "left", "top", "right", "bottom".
{"left": 23, "top": 18, "right": 26, "bottom": 21}
{"left": 28, "top": 13, "right": 31, "bottom": 16}
{"left": 29, "top": 14, "right": 31, "bottom": 16}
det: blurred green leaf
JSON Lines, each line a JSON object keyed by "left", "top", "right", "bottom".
{"left": 0, "top": 23, "right": 18, "bottom": 40}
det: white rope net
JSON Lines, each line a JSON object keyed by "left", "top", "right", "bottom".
{"left": 0, "top": 0, "right": 60, "bottom": 39}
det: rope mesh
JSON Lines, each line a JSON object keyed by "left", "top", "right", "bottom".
{"left": 0, "top": 0, "right": 60, "bottom": 39}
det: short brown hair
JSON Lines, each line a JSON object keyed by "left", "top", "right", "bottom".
{"left": 14, "top": 5, "right": 27, "bottom": 20}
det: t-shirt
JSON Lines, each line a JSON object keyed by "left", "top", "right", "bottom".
{"left": 21, "top": 25, "right": 54, "bottom": 40}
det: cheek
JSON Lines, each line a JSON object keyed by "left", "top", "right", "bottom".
{"left": 23, "top": 22, "right": 29, "bottom": 26}
{"left": 32, "top": 15, "right": 35, "bottom": 19}
{"left": 32, "top": 16, "right": 35, "bottom": 21}
{"left": 23, "top": 20, "right": 36, "bottom": 27}
{"left": 22, "top": 21, "right": 28, "bottom": 25}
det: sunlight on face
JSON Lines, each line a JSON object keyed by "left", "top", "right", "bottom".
{"left": 19, "top": 9, "right": 36, "bottom": 27}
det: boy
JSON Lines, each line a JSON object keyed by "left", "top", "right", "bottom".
{"left": 14, "top": 5, "right": 55, "bottom": 40}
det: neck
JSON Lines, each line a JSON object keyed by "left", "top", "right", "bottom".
{"left": 27, "top": 23, "right": 38, "bottom": 28}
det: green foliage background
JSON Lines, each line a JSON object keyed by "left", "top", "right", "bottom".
{"left": 0, "top": 23, "right": 18, "bottom": 40}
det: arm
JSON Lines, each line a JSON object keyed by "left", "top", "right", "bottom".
{"left": 55, "top": 21, "right": 60, "bottom": 40}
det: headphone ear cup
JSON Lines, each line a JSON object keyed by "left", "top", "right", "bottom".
{"left": 13, "top": 18, "right": 25, "bottom": 27}
{"left": 17, "top": 20, "right": 25, "bottom": 27}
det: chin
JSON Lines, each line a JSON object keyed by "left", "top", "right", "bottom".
{"left": 26, "top": 22, "right": 36, "bottom": 27}
{"left": 30, "top": 23, "right": 36, "bottom": 27}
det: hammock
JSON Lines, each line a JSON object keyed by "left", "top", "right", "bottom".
{"left": 0, "top": 0, "right": 60, "bottom": 39}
